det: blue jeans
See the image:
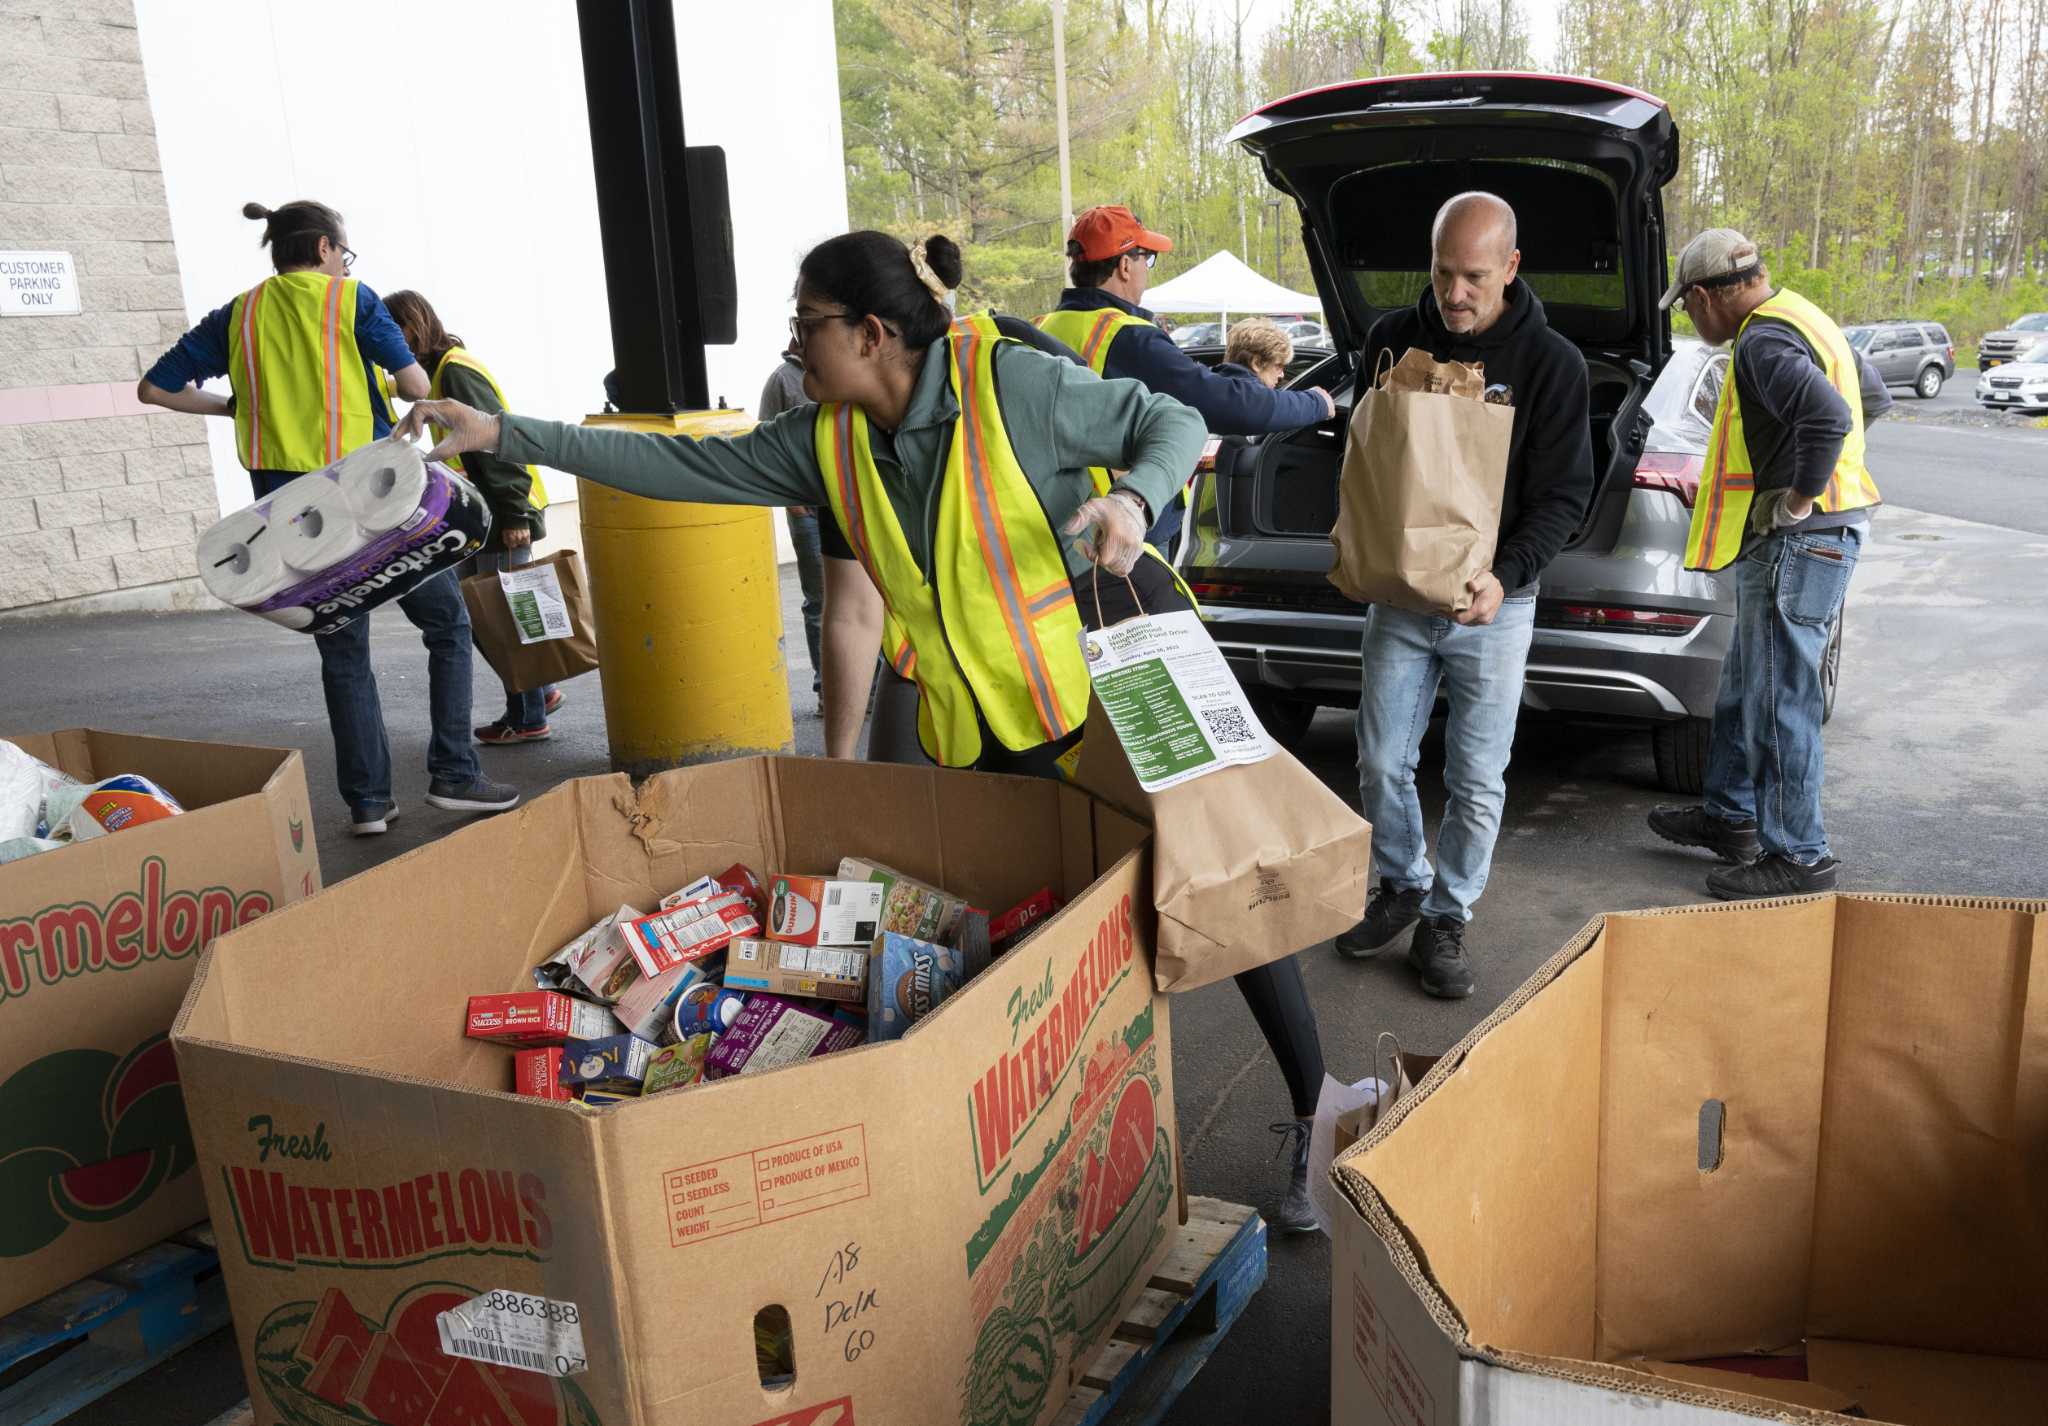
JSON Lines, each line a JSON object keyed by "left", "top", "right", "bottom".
{"left": 1703, "top": 525, "right": 1863, "bottom": 863}
{"left": 1355, "top": 596, "right": 1536, "bottom": 922}
{"left": 785, "top": 508, "right": 824, "bottom": 694}
{"left": 251, "top": 469, "right": 479, "bottom": 813}
{"left": 465, "top": 547, "right": 554, "bottom": 730}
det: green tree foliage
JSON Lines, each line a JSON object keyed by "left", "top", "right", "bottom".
{"left": 834, "top": 0, "right": 2048, "bottom": 343}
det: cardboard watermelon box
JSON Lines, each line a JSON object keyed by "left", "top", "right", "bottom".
{"left": 0, "top": 728, "right": 320, "bottom": 1317}
{"left": 174, "top": 756, "right": 1179, "bottom": 1426}
{"left": 1331, "top": 894, "right": 2048, "bottom": 1426}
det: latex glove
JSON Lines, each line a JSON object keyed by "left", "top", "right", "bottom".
{"left": 395, "top": 398, "right": 501, "bottom": 462}
{"left": 1749, "top": 488, "right": 1813, "bottom": 537}
{"left": 1062, "top": 491, "right": 1148, "bottom": 577}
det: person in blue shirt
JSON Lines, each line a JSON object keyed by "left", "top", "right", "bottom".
{"left": 139, "top": 198, "right": 515, "bottom": 835}
{"left": 1040, "top": 206, "right": 1335, "bottom": 555}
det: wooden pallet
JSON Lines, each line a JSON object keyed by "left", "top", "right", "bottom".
{"left": 1054, "top": 1196, "right": 1268, "bottom": 1426}
{"left": 0, "top": 1225, "right": 230, "bottom": 1426}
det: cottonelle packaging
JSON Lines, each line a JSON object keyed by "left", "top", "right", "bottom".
{"left": 0, "top": 728, "right": 319, "bottom": 1317}
{"left": 1331, "top": 894, "right": 2048, "bottom": 1426}
{"left": 173, "top": 755, "right": 1178, "bottom": 1426}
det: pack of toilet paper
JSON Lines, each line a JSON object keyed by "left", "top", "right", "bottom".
{"left": 196, "top": 438, "right": 492, "bottom": 635}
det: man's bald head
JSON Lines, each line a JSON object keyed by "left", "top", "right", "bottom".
{"left": 1432, "top": 191, "right": 1518, "bottom": 263}
{"left": 1429, "top": 191, "right": 1521, "bottom": 335}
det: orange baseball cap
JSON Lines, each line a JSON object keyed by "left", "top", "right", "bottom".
{"left": 1067, "top": 205, "right": 1174, "bottom": 262}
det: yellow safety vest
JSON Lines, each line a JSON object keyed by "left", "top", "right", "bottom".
{"left": 1685, "top": 288, "right": 1882, "bottom": 571}
{"left": 818, "top": 316, "right": 1091, "bottom": 768}
{"left": 1037, "top": 305, "right": 1159, "bottom": 498}
{"left": 226, "top": 272, "right": 374, "bottom": 472}
{"left": 428, "top": 348, "right": 548, "bottom": 511}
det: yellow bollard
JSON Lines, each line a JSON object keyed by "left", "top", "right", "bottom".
{"left": 576, "top": 409, "right": 793, "bottom": 776}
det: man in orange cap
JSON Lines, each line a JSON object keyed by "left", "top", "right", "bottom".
{"left": 1040, "top": 205, "right": 1333, "bottom": 553}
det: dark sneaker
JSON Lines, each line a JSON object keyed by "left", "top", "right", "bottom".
{"left": 1648, "top": 804, "right": 1763, "bottom": 863}
{"left": 426, "top": 776, "right": 520, "bottom": 814}
{"left": 351, "top": 803, "right": 399, "bottom": 837}
{"left": 1706, "top": 853, "right": 1840, "bottom": 901}
{"left": 1335, "top": 878, "right": 1426, "bottom": 959}
{"left": 476, "top": 720, "right": 553, "bottom": 745}
{"left": 1408, "top": 915, "right": 1476, "bottom": 999}
{"left": 543, "top": 688, "right": 565, "bottom": 716}
{"left": 1268, "top": 1120, "right": 1316, "bottom": 1234}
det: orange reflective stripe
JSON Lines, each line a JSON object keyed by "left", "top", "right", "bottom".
{"left": 1025, "top": 580, "right": 1073, "bottom": 616}
{"left": 1081, "top": 311, "right": 1121, "bottom": 367}
{"left": 953, "top": 326, "right": 1067, "bottom": 741}
{"left": 321, "top": 277, "right": 345, "bottom": 462}
{"left": 239, "top": 280, "right": 266, "bottom": 468}
{"left": 891, "top": 638, "right": 917, "bottom": 676}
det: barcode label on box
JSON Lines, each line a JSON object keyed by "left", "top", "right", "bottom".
{"left": 437, "top": 1288, "right": 588, "bottom": 1377}
{"left": 499, "top": 564, "right": 573, "bottom": 644}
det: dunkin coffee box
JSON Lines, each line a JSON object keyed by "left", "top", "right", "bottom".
{"left": 0, "top": 729, "right": 319, "bottom": 1318}
{"left": 175, "top": 753, "right": 1178, "bottom": 1426}
{"left": 724, "top": 938, "right": 868, "bottom": 1004}
{"left": 465, "top": 991, "right": 619, "bottom": 1047}
{"left": 767, "top": 875, "right": 883, "bottom": 947}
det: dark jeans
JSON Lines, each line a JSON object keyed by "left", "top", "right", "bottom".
{"left": 252, "top": 469, "right": 479, "bottom": 814}
{"left": 864, "top": 559, "right": 1326, "bottom": 1117}
{"left": 786, "top": 508, "right": 825, "bottom": 694}
{"left": 463, "top": 547, "right": 554, "bottom": 730}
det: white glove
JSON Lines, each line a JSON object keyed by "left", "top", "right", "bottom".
{"left": 394, "top": 398, "right": 502, "bottom": 462}
{"left": 1062, "top": 491, "right": 1148, "bottom": 577}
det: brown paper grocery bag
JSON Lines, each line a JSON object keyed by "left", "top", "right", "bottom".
{"left": 1075, "top": 691, "right": 1371, "bottom": 993}
{"left": 1328, "top": 346, "right": 1515, "bottom": 616}
{"left": 461, "top": 548, "right": 600, "bottom": 694}
{"left": 1334, "top": 1032, "right": 1443, "bottom": 1156}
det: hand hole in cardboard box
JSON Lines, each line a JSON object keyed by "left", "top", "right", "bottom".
{"left": 1698, "top": 1097, "right": 1725, "bottom": 1172}
{"left": 755, "top": 1303, "right": 795, "bottom": 1393}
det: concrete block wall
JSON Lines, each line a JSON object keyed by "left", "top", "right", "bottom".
{"left": 0, "top": 0, "right": 214, "bottom": 615}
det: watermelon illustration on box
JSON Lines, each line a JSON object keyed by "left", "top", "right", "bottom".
{"left": 254, "top": 1282, "right": 600, "bottom": 1426}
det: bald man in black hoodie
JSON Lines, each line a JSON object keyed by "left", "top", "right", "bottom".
{"left": 1334, "top": 191, "right": 1593, "bottom": 1000}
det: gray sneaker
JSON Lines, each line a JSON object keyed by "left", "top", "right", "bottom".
{"left": 426, "top": 777, "right": 519, "bottom": 814}
{"left": 1269, "top": 1119, "right": 1316, "bottom": 1234}
{"left": 1408, "top": 915, "right": 1476, "bottom": 1000}
{"left": 350, "top": 803, "right": 400, "bottom": 837}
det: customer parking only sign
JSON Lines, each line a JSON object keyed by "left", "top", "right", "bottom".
{"left": 0, "top": 252, "right": 81, "bottom": 317}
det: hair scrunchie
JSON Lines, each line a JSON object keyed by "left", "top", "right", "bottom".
{"left": 908, "top": 239, "right": 952, "bottom": 302}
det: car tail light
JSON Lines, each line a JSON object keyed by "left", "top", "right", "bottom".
{"left": 1195, "top": 436, "right": 1222, "bottom": 472}
{"left": 1542, "top": 604, "right": 1704, "bottom": 636}
{"left": 1947, "top": 344, "right": 1956, "bottom": 362}
{"left": 1632, "top": 450, "right": 1702, "bottom": 508}
{"left": 1188, "top": 581, "right": 1246, "bottom": 599}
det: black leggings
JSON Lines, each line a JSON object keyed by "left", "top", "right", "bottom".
{"left": 864, "top": 564, "right": 1329, "bottom": 1118}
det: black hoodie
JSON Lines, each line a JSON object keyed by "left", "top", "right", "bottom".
{"left": 1361, "top": 281, "right": 1593, "bottom": 595}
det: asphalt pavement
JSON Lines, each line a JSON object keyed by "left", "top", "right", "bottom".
{"left": 7, "top": 409, "right": 2045, "bottom": 1426}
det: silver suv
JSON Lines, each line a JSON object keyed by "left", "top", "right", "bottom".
{"left": 1842, "top": 320, "right": 1953, "bottom": 398}
{"left": 1179, "top": 73, "right": 1842, "bottom": 793}
{"left": 1978, "top": 312, "right": 2048, "bottom": 370}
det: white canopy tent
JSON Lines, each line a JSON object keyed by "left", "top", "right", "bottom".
{"left": 1142, "top": 250, "right": 1320, "bottom": 327}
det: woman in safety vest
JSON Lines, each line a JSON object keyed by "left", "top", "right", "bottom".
{"left": 385, "top": 290, "right": 561, "bottom": 745}
{"left": 401, "top": 230, "right": 1331, "bottom": 1233}
{"left": 138, "top": 199, "right": 516, "bottom": 834}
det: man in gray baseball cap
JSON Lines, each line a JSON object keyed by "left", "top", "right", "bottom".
{"left": 1645, "top": 227, "right": 1890, "bottom": 900}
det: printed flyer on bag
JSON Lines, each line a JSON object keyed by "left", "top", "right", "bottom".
{"left": 1081, "top": 610, "right": 1275, "bottom": 792}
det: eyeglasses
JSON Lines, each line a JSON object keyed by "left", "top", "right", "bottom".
{"left": 1131, "top": 250, "right": 1158, "bottom": 269}
{"left": 789, "top": 312, "right": 862, "bottom": 351}
{"left": 338, "top": 245, "right": 356, "bottom": 272}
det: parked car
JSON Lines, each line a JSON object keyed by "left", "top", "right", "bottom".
{"left": 1180, "top": 72, "right": 1843, "bottom": 792}
{"left": 1976, "top": 312, "right": 2048, "bottom": 369}
{"left": 1841, "top": 319, "right": 1954, "bottom": 398}
{"left": 1280, "top": 319, "right": 1329, "bottom": 348}
{"left": 1169, "top": 322, "right": 1223, "bottom": 348}
{"left": 1974, "top": 336, "right": 2048, "bottom": 413}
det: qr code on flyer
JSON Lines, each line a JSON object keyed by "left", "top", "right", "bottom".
{"left": 1201, "top": 705, "right": 1256, "bottom": 745}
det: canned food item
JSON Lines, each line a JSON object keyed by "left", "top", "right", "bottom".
{"left": 673, "top": 983, "right": 747, "bottom": 1040}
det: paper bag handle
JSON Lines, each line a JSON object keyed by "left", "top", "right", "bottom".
{"left": 1374, "top": 1030, "right": 1408, "bottom": 1093}
{"left": 1371, "top": 347, "right": 1395, "bottom": 392}
{"left": 1087, "top": 566, "right": 1147, "bottom": 630}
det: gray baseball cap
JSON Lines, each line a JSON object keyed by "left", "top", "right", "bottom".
{"left": 1659, "top": 228, "right": 1763, "bottom": 310}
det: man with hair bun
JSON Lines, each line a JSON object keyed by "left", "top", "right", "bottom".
{"left": 140, "top": 199, "right": 517, "bottom": 835}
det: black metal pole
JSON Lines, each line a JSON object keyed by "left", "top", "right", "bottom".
{"left": 574, "top": 0, "right": 711, "bottom": 412}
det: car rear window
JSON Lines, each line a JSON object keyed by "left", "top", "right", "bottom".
{"left": 1921, "top": 326, "right": 1948, "bottom": 346}
{"left": 1331, "top": 157, "right": 1626, "bottom": 313}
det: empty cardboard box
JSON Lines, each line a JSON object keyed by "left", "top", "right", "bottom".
{"left": 174, "top": 756, "right": 1179, "bottom": 1426}
{"left": 1332, "top": 894, "right": 2048, "bottom": 1426}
